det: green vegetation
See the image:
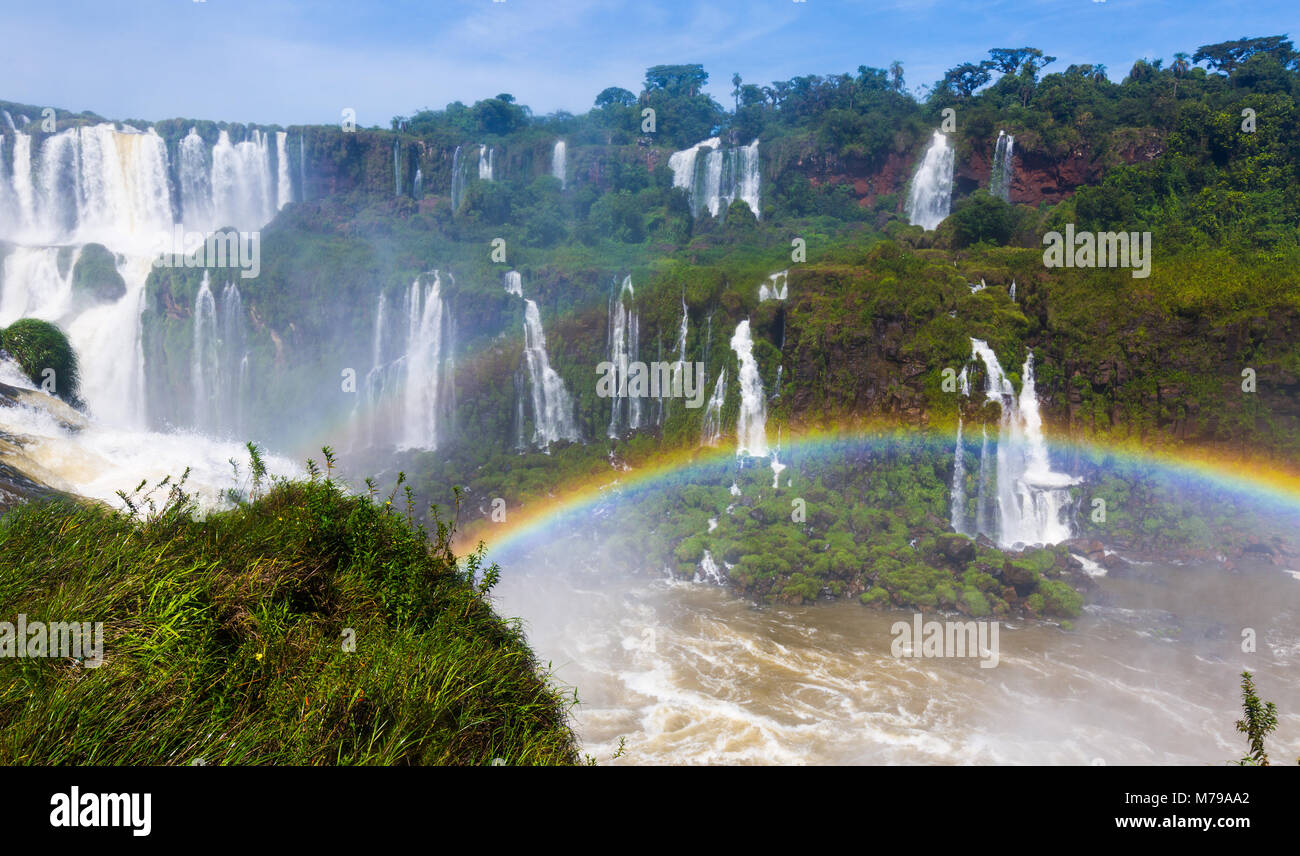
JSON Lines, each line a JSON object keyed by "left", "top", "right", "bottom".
{"left": 0, "top": 451, "right": 578, "bottom": 765}
{"left": 1233, "top": 670, "right": 1279, "bottom": 767}
{"left": 0, "top": 318, "right": 80, "bottom": 404}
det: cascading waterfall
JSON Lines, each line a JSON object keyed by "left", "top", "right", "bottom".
{"left": 191, "top": 273, "right": 219, "bottom": 427}
{"left": 450, "top": 145, "right": 466, "bottom": 211}
{"left": 990, "top": 130, "right": 1015, "bottom": 202}
{"left": 393, "top": 140, "right": 401, "bottom": 196}
{"left": 188, "top": 273, "right": 248, "bottom": 436}
{"left": 606, "top": 276, "right": 641, "bottom": 438}
{"left": 701, "top": 369, "right": 726, "bottom": 447}
{"left": 522, "top": 299, "right": 580, "bottom": 449}
{"left": 730, "top": 320, "right": 768, "bottom": 457}
{"left": 478, "top": 144, "right": 494, "bottom": 181}
{"left": 551, "top": 140, "right": 566, "bottom": 189}
{"left": 275, "top": 131, "right": 292, "bottom": 210}
{"left": 962, "top": 338, "right": 1080, "bottom": 547}
{"left": 758, "top": 270, "right": 788, "bottom": 301}
{"left": 210, "top": 129, "right": 277, "bottom": 235}
{"left": 413, "top": 168, "right": 422, "bottom": 199}
{"left": 397, "top": 272, "right": 454, "bottom": 451}
{"left": 905, "top": 130, "right": 954, "bottom": 231}
{"left": 668, "top": 137, "right": 761, "bottom": 220}
{"left": 667, "top": 294, "right": 688, "bottom": 415}
{"left": 950, "top": 418, "right": 967, "bottom": 535}
{"left": 504, "top": 270, "right": 523, "bottom": 296}
{"left": 298, "top": 134, "right": 307, "bottom": 202}
{"left": 0, "top": 118, "right": 294, "bottom": 430}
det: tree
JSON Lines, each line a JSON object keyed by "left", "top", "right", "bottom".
{"left": 1234, "top": 671, "right": 1278, "bottom": 766}
{"left": 888, "top": 61, "right": 905, "bottom": 93}
{"left": 643, "top": 64, "right": 709, "bottom": 97}
{"left": 938, "top": 62, "right": 994, "bottom": 99}
{"left": 1193, "top": 36, "right": 1296, "bottom": 76}
{"left": 594, "top": 87, "right": 636, "bottom": 108}
{"left": 1172, "top": 52, "right": 1191, "bottom": 96}
{"left": 731, "top": 73, "right": 742, "bottom": 111}
{"left": 987, "top": 47, "right": 1056, "bottom": 77}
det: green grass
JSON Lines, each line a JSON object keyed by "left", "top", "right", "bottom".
{"left": 0, "top": 453, "right": 579, "bottom": 766}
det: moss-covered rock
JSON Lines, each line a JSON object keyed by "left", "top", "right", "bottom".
{"left": 72, "top": 243, "right": 126, "bottom": 303}
{"left": 0, "top": 318, "right": 80, "bottom": 404}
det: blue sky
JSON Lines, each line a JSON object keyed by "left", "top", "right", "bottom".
{"left": 1, "top": 0, "right": 1295, "bottom": 125}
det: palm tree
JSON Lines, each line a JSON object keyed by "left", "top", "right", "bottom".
{"left": 1172, "top": 52, "right": 1191, "bottom": 96}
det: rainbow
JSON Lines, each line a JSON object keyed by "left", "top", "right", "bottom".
{"left": 456, "top": 423, "right": 1300, "bottom": 561}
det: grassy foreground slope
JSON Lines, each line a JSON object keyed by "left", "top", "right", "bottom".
{"left": 0, "top": 460, "right": 578, "bottom": 765}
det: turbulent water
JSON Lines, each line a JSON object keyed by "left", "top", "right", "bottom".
{"left": 906, "top": 130, "right": 954, "bottom": 231}
{"left": 668, "top": 137, "right": 761, "bottom": 220}
{"left": 493, "top": 519, "right": 1300, "bottom": 765}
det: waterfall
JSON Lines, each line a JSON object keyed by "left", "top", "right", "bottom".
{"left": 191, "top": 273, "right": 218, "bottom": 426}
{"left": 504, "top": 270, "right": 523, "bottom": 296}
{"left": 668, "top": 137, "right": 761, "bottom": 220}
{"left": 393, "top": 140, "right": 401, "bottom": 196}
{"left": 696, "top": 549, "right": 724, "bottom": 585}
{"left": 186, "top": 274, "right": 249, "bottom": 435}
{"left": 523, "top": 299, "right": 580, "bottom": 450}
{"left": 450, "top": 145, "right": 466, "bottom": 211}
{"left": 976, "top": 426, "right": 993, "bottom": 537}
{"left": 666, "top": 294, "right": 688, "bottom": 416}
{"left": 478, "top": 145, "right": 494, "bottom": 181}
{"left": 413, "top": 167, "right": 422, "bottom": 199}
{"left": 731, "top": 320, "right": 768, "bottom": 457}
{"left": 905, "top": 130, "right": 954, "bottom": 231}
{"left": 701, "top": 369, "right": 726, "bottom": 446}
{"left": 950, "top": 418, "right": 967, "bottom": 535}
{"left": 0, "top": 121, "right": 291, "bottom": 429}
{"left": 275, "top": 131, "right": 292, "bottom": 210}
{"left": 606, "top": 276, "right": 641, "bottom": 438}
{"left": 210, "top": 129, "right": 276, "bottom": 234}
{"left": 397, "top": 272, "right": 453, "bottom": 451}
{"left": 363, "top": 292, "right": 392, "bottom": 448}
{"left": 990, "top": 130, "right": 1015, "bottom": 202}
{"left": 298, "top": 134, "right": 307, "bottom": 202}
{"left": 178, "top": 129, "right": 214, "bottom": 233}
{"left": 964, "top": 338, "right": 1079, "bottom": 547}
{"left": 1009, "top": 280, "right": 1017, "bottom": 302}
{"left": 758, "top": 270, "right": 788, "bottom": 301}
{"left": 551, "top": 140, "right": 566, "bottom": 189}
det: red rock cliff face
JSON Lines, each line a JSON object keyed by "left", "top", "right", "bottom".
{"left": 768, "top": 129, "right": 1167, "bottom": 212}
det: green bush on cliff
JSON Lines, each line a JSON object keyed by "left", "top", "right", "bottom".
{"left": 0, "top": 318, "right": 80, "bottom": 404}
{"left": 0, "top": 458, "right": 578, "bottom": 765}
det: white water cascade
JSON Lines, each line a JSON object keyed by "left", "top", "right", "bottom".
{"left": 990, "top": 131, "right": 1015, "bottom": 202}
{"left": 668, "top": 137, "right": 761, "bottom": 220}
{"left": 950, "top": 418, "right": 967, "bottom": 535}
{"left": 606, "top": 276, "right": 642, "bottom": 438}
{"left": 963, "top": 338, "right": 1080, "bottom": 547}
{"left": 397, "top": 272, "right": 455, "bottom": 451}
{"left": 478, "top": 145, "right": 494, "bottom": 181}
{"left": 551, "top": 140, "right": 567, "bottom": 189}
{"left": 522, "top": 298, "right": 580, "bottom": 450}
{"left": 504, "top": 270, "right": 523, "bottom": 297}
{"left": 905, "top": 130, "right": 954, "bottom": 231}
{"left": 701, "top": 369, "right": 726, "bottom": 446}
{"left": 758, "top": 270, "right": 788, "bottom": 302}
{"left": 730, "top": 320, "right": 768, "bottom": 458}
{"left": 0, "top": 118, "right": 293, "bottom": 431}
{"left": 276, "top": 132, "right": 293, "bottom": 211}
